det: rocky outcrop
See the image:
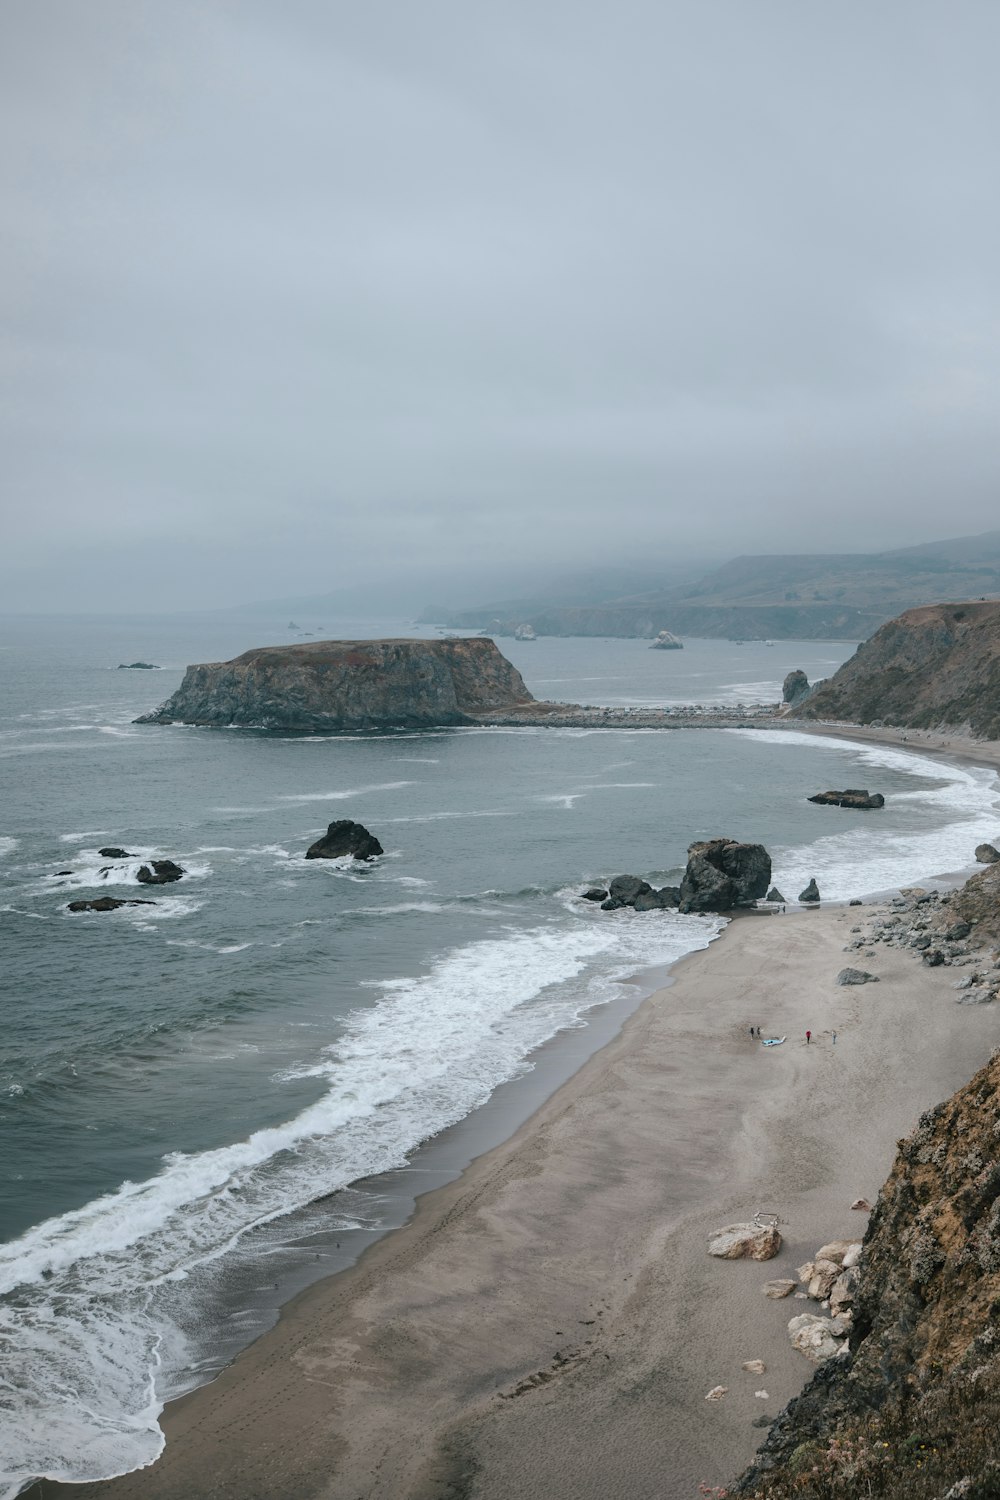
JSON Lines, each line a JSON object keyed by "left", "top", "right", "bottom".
{"left": 597, "top": 875, "right": 680, "bottom": 912}
{"left": 976, "top": 842, "right": 1000, "bottom": 863}
{"left": 137, "top": 638, "right": 534, "bottom": 731}
{"left": 678, "top": 838, "right": 771, "bottom": 913}
{"left": 808, "top": 789, "right": 885, "bottom": 809}
{"left": 782, "top": 670, "right": 811, "bottom": 705}
{"left": 836, "top": 968, "right": 879, "bottom": 985}
{"left": 737, "top": 1050, "right": 1000, "bottom": 1499}
{"left": 947, "top": 862, "right": 1000, "bottom": 953}
{"left": 790, "top": 600, "right": 1000, "bottom": 737}
{"left": 305, "top": 821, "right": 383, "bottom": 861}
{"left": 136, "top": 860, "right": 184, "bottom": 885}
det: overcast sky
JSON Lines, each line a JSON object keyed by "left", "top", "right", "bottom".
{"left": 3, "top": 1, "right": 1000, "bottom": 613}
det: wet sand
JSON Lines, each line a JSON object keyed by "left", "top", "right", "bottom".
{"left": 47, "top": 900, "right": 999, "bottom": 1500}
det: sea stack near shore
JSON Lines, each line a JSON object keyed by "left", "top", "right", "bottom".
{"left": 136, "top": 638, "right": 535, "bottom": 730}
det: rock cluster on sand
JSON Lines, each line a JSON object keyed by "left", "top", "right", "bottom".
{"left": 784, "top": 1239, "right": 863, "bottom": 1363}
{"left": 840, "top": 880, "right": 1000, "bottom": 1003}
{"left": 678, "top": 838, "right": 771, "bottom": 914}
{"left": 306, "top": 820, "right": 384, "bottom": 861}
{"left": 808, "top": 789, "right": 885, "bottom": 810}
{"left": 707, "top": 1222, "right": 783, "bottom": 1260}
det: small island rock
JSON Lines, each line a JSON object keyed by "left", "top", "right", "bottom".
{"left": 98, "top": 847, "right": 135, "bottom": 859}
{"left": 305, "top": 820, "right": 384, "bottom": 861}
{"left": 808, "top": 789, "right": 885, "bottom": 810}
{"left": 136, "top": 860, "right": 185, "bottom": 885}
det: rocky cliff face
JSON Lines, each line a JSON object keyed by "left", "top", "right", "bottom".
{"left": 137, "top": 638, "right": 534, "bottom": 730}
{"left": 790, "top": 601, "right": 1000, "bottom": 737}
{"left": 738, "top": 1048, "right": 1000, "bottom": 1499}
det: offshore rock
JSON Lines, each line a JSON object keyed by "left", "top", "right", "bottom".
{"left": 136, "top": 637, "right": 534, "bottom": 731}
{"left": 782, "top": 669, "right": 811, "bottom": 705}
{"left": 808, "top": 789, "right": 885, "bottom": 810}
{"left": 136, "top": 860, "right": 185, "bottom": 885}
{"left": 799, "top": 878, "right": 820, "bottom": 903}
{"left": 305, "top": 820, "right": 384, "bottom": 861}
{"left": 678, "top": 838, "right": 771, "bottom": 913}
{"left": 650, "top": 630, "right": 683, "bottom": 649}
{"left": 98, "top": 847, "right": 134, "bottom": 859}
{"left": 580, "top": 888, "right": 609, "bottom": 902}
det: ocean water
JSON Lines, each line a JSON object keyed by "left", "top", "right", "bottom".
{"left": 2, "top": 616, "right": 999, "bottom": 1496}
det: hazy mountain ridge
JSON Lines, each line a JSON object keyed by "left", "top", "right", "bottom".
{"left": 427, "top": 532, "right": 1000, "bottom": 641}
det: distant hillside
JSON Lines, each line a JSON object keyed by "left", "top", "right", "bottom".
{"left": 431, "top": 531, "right": 1000, "bottom": 641}
{"left": 790, "top": 599, "right": 1000, "bottom": 738}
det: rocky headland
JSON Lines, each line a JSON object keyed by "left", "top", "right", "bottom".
{"left": 790, "top": 599, "right": 1000, "bottom": 738}
{"left": 136, "top": 638, "right": 535, "bottom": 730}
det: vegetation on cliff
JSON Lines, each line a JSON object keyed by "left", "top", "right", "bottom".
{"left": 791, "top": 601, "right": 1000, "bottom": 738}
{"left": 737, "top": 1045, "right": 1000, "bottom": 1499}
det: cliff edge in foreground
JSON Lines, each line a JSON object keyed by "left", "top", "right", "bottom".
{"left": 790, "top": 600, "right": 1000, "bottom": 738}
{"left": 136, "top": 638, "right": 534, "bottom": 730}
{"left": 738, "top": 1045, "right": 1000, "bottom": 1499}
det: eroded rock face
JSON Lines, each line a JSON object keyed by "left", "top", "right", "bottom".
{"left": 305, "top": 820, "right": 383, "bottom": 861}
{"left": 707, "top": 1222, "right": 782, "bottom": 1260}
{"left": 679, "top": 838, "right": 771, "bottom": 913}
{"left": 737, "top": 1050, "right": 1000, "bottom": 1497}
{"left": 137, "top": 638, "right": 534, "bottom": 731}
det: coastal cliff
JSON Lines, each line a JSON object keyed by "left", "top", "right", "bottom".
{"left": 790, "top": 600, "right": 1000, "bottom": 738}
{"left": 136, "top": 638, "right": 534, "bottom": 730}
{"left": 738, "top": 1046, "right": 1000, "bottom": 1498}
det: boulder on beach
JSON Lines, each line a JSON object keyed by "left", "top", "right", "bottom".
{"left": 679, "top": 838, "right": 772, "bottom": 914}
{"left": 136, "top": 859, "right": 185, "bottom": 885}
{"left": 787, "top": 1313, "right": 847, "bottom": 1364}
{"left": 975, "top": 842, "right": 1000, "bottom": 864}
{"left": 808, "top": 789, "right": 885, "bottom": 810}
{"left": 707, "top": 1222, "right": 782, "bottom": 1260}
{"left": 765, "top": 886, "right": 786, "bottom": 903}
{"left": 850, "top": 1197, "right": 873, "bottom": 1212}
{"left": 305, "top": 820, "right": 384, "bottom": 861}
{"left": 837, "top": 968, "right": 879, "bottom": 986}
{"left": 799, "top": 878, "right": 820, "bottom": 903}
{"left": 762, "top": 1279, "right": 798, "bottom": 1299}
{"left": 68, "top": 897, "right": 156, "bottom": 912}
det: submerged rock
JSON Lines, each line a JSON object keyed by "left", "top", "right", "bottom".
{"left": 305, "top": 820, "right": 384, "bottom": 861}
{"left": 579, "top": 888, "right": 609, "bottom": 903}
{"left": 68, "top": 897, "right": 156, "bottom": 912}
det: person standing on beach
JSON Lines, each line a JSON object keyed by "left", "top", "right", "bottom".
{"left": 832, "top": 1030, "right": 837, "bottom": 1044}
{"left": 806, "top": 1029, "right": 811, "bottom": 1044}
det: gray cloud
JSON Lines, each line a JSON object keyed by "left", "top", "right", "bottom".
{"left": 3, "top": 0, "right": 1000, "bottom": 611}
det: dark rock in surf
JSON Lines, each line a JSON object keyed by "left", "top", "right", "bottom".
{"left": 782, "top": 670, "right": 811, "bottom": 705}
{"left": 678, "top": 838, "right": 772, "bottom": 914}
{"left": 136, "top": 859, "right": 185, "bottom": 885}
{"left": 98, "top": 847, "right": 135, "bottom": 859}
{"left": 808, "top": 789, "right": 885, "bottom": 810}
{"left": 305, "top": 820, "right": 384, "bottom": 862}
{"left": 766, "top": 886, "right": 786, "bottom": 903}
{"left": 118, "top": 662, "right": 159, "bottom": 670}
{"left": 600, "top": 874, "right": 652, "bottom": 911}
{"left": 799, "top": 878, "right": 821, "bottom": 903}
{"left": 68, "top": 897, "right": 156, "bottom": 912}
{"left": 580, "top": 888, "right": 609, "bottom": 902}
{"left": 54, "top": 870, "right": 73, "bottom": 877}
{"left": 633, "top": 886, "right": 681, "bottom": 911}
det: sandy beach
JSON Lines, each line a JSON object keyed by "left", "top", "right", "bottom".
{"left": 42, "top": 887, "right": 999, "bottom": 1500}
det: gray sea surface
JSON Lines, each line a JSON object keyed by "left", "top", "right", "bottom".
{"left": 2, "top": 616, "right": 998, "bottom": 1495}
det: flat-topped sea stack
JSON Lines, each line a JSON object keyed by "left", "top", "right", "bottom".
{"left": 790, "top": 599, "right": 1000, "bottom": 738}
{"left": 136, "top": 638, "right": 534, "bottom": 730}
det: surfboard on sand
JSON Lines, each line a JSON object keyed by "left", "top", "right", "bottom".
{"left": 761, "top": 1036, "right": 786, "bottom": 1046}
